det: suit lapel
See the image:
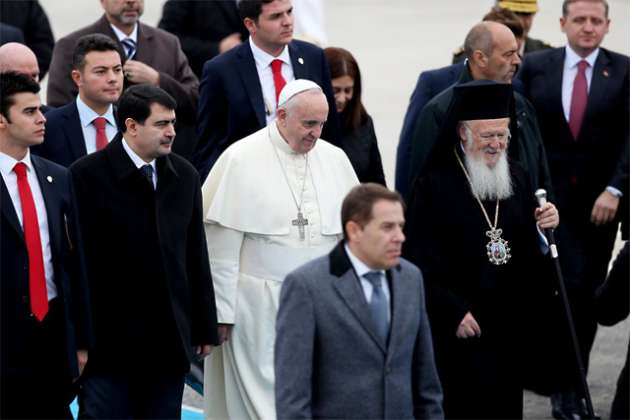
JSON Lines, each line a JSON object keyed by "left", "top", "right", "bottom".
{"left": 0, "top": 176, "right": 23, "bottom": 241}
{"left": 548, "top": 49, "right": 566, "bottom": 118}
{"left": 236, "top": 41, "right": 266, "bottom": 127}
{"left": 581, "top": 50, "right": 611, "bottom": 138}
{"left": 288, "top": 42, "right": 308, "bottom": 79}
{"left": 329, "top": 243, "right": 387, "bottom": 353}
{"left": 134, "top": 23, "right": 155, "bottom": 65}
{"left": 62, "top": 102, "right": 88, "bottom": 160}
{"left": 31, "top": 156, "right": 62, "bottom": 253}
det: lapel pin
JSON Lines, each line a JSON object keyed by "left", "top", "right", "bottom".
{"left": 602, "top": 69, "right": 609, "bottom": 77}
{"left": 298, "top": 57, "right": 304, "bottom": 65}
{"left": 46, "top": 176, "right": 53, "bottom": 183}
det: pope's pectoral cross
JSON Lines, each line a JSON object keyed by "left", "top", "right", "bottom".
{"left": 292, "top": 211, "right": 309, "bottom": 240}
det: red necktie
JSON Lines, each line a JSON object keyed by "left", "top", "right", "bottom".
{"left": 271, "top": 59, "right": 286, "bottom": 105}
{"left": 93, "top": 117, "right": 108, "bottom": 150}
{"left": 13, "top": 162, "right": 48, "bottom": 321}
{"left": 568, "top": 60, "right": 588, "bottom": 140}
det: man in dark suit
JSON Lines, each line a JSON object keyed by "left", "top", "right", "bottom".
{"left": 70, "top": 85, "right": 219, "bottom": 418}
{"left": 518, "top": 1, "right": 629, "bottom": 417}
{"left": 47, "top": 0, "right": 199, "bottom": 159}
{"left": 193, "top": 0, "right": 341, "bottom": 180}
{"left": 0, "top": 22, "right": 25, "bottom": 44}
{"left": 33, "top": 34, "right": 123, "bottom": 167}
{"left": 158, "top": 0, "right": 248, "bottom": 78}
{"left": 0, "top": 72, "right": 91, "bottom": 419}
{"left": 275, "top": 183, "right": 444, "bottom": 419}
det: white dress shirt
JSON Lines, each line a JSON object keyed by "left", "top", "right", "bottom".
{"left": 76, "top": 96, "right": 117, "bottom": 154}
{"left": 344, "top": 243, "right": 391, "bottom": 322}
{"left": 561, "top": 45, "right": 599, "bottom": 121}
{"left": 0, "top": 150, "right": 57, "bottom": 300}
{"left": 249, "top": 36, "right": 295, "bottom": 123}
{"left": 121, "top": 137, "right": 157, "bottom": 188}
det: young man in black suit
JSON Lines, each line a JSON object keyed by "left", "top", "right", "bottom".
{"left": 0, "top": 72, "right": 91, "bottom": 419}
{"left": 193, "top": 0, "right": 341, "bottom": 180}
{"left": 518, "top": 0, "right": 629, "bottom": 417}
{"left": 70, "top": 84, "right": 219, "bottom": 419}
{"left": 33, "top": 34, "right": 123, "bottom": 167}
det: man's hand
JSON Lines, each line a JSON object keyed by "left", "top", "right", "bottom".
{"left": 219, "top": 33, "right": 242, "bottom": 53}
{"left": 218, "top": 324, "right": 233, "bottom": 344}
{"left": 123, "top": 60, "right": 160, "bottom": 85}
{"left": 535, "top": 202, "right": 559, "bottom": 230}
{"left": 75, "top": 349, "right": 88, "bottom": 381}
{"left": 195, "top": 344, "right": 213, "bottom": 358}
{"left": 456, "top": 312, "right": 481, "bottom": 338}
{"left": 590, "top": 190, "right": 619, "bottom": 226}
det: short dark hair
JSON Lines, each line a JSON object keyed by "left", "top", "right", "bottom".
{"left": 341, "top": 183, "right": 404, "bottom": 240}
{"left": 562, "top": 0, "right": 609, "bottom": 17}
{"left": 0, "top": 71, "right": 40, "bottom": 122}
{"left": 484, "top": 6, "right": 524, "bottom": 39}
{"left": 116, "top": 84, "right": 176, "bottom": 133}
{"left": 239, "top": 0, "right": 274, "bottom": 22}
{"left": 324, "top": 47, "right": 368, "bottom": 133}
{"left": 72, "top": 33, "right": 123, "bottom": 71}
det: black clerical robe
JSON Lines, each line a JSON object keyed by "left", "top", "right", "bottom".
{"left": 403, "top": 154, "right": 558, "bottom": 419}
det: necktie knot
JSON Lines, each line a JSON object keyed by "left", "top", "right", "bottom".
{"left": 140, "top": 164, "right": 154, "bottom": 184}
{"left": 121, "top": 38, "right": 136, "bottom": 59}
{"left": 93, "top": 117, "right": 106, "bottom": 130}
{"left": 13, "top": 162, "right": 27, "bottom": 178}
{"left": 271, "top": 59, "right": 283, "bottom": 73}
{"left": 577, "top": 60, "right": 589, "bottom": 72}
{"left": 364, "top": 271, "right": 383, "bottom": 291}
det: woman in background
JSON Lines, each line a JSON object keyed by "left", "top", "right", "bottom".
{"left": 324, "top": 47, "right": 386, "bottom": 185}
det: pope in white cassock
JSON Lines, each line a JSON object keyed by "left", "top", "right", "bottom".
{"left": 201, "top": 79, "right": 359, "bottom": 419}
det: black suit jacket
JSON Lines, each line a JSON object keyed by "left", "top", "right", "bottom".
{"left": 193, "top": 39, "right": 341, "bottom": 180}
{"left": 70, "top": 135, "right": 219, "bottom": 374}
{"left": 518, "top": 47, "right": 629, "bottom": 218}
{"left": 32, "top": 101, "right": 118, "bottom": 167}
{"left": 1, "top": 155, "right": 92, "bottom": 380}
{"left": 158, "top": 0, "right": 248, "bottom": 78}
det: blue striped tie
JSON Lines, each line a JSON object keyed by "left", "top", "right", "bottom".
{"left": 364, "top": 271, "right": 389, "bottom": 343}
{"left": 120, "top": 38, "right": 136, "bottom": 59}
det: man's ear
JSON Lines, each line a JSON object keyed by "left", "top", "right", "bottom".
{"left": 71, "top": 69, "right": 82, "bottom": 89}
{"left": 125, "top": 118, "right": 137, "bottom": 135}
{"left": 0, "top": 113, "right": 7, "bottom": 128}
{"left": 243, "top": 17, "right": 257, "bottom": 35}
{"left": 346, "top": 220, "right": 362, "bottom": 242}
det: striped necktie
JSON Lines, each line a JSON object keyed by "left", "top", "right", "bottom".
{"left": 364, "top": 271, "right": 389, "bottom": 343}
{"left": 121, "top": 38, "right": 136, "bottom": 59}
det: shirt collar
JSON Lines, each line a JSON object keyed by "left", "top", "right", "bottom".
{"left": 76, "top": 96, "right": 116, "bottom": 129}
{"left": 565, "top": 45, "right": 599, "bottom": 69}
{"left": 0, "top": 149, "right": 34, "bottom": 177}
{"left": 344, "top": 242, "right": 385, "bottom": 279}
{"left": 110, "top": 22, "right": 138, "bottom": 44}
{"left": 249, "top": 36, "right": 290, "bottom": 69}
{"left": 121, "top": 137, "right": 156, "bottom": 171}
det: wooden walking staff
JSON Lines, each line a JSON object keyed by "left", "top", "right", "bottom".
{"left": 535, "top": 189, "right": 595, "bottom": 419}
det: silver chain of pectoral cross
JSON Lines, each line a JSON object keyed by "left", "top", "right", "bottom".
{"left": 269, "top": 129, "right": 310, "bottom": 240}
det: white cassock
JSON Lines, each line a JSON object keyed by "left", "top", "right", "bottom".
{"left": 201, "top": 123, "right": 358, "bottom": 420}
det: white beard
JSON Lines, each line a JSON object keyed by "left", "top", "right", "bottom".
{"left": 464, "top": 146, "right": 513, "bottom": 201}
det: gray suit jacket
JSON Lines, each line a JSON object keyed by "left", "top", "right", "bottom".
{"left": 275, "top": 242, "right": 444, "bottom": 419}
